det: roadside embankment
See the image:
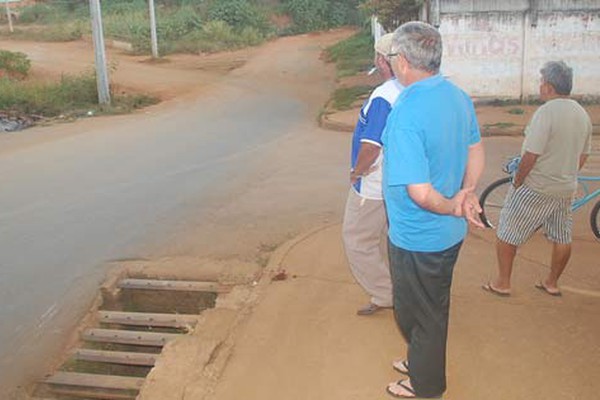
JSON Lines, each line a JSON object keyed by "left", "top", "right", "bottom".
{"left": 321, "top": 100, "right": 600, "bottom": 136}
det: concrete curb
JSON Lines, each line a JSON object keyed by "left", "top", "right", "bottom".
{"left": 264, "top": 222, "right": 342, "bottom": 274}
{"left": 319, "top": 109, "right": 529, "bottom": 137}
{"left": 319, "top": 114, "right": 353, "bottom": 132}
{"left": 319, "top": 109, "right": 600, "bottom": 136}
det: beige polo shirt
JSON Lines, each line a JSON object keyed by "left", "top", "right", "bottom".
{"left": 522, "top": 98, "right": 592, "bottom": 197}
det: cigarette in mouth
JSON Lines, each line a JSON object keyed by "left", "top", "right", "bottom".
{"left": 368, "top": 67, "right": 377, "bottom": 76}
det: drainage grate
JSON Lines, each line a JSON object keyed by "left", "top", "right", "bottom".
{"left": 39, "top": 278, "right": 222, "bottom": 400}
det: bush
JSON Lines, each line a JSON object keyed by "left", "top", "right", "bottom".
{"left": 17, "top": 1, "right": 88, "bottom": 24}
{"left": 100, "top": 0, "right": 267, "bottom": 52}
{"left": 197, "top": 20, "right": 237, "bottom": 51}
{"left": 0, "top": 73, "right": 97, "bottom": 116}
{"left": 239, "top": 26, "right": 264, "bottom": 46}
{"left": 103, "top": 5, "right": 204, "bottom": 53}
{"left": 102, "top": 8, "right": 149, "bottom": 44}
{"left": 0, "top": 23, "right": 83, "bottom": 42}
{"left": 158, "top": 6, "right": 203, "bottom": 40}
{"left": 0, "top": 73, "right": 158, "bottom": 117}
{"left": 282, "top": 0, "right": 328, "bottom": 32}
{"left": 38, "top": 23, "right": 83, "bottom": 41}
{"left": 331, "top": 85, "right": 373, "bottom": 110}
{"left": 282, "top": 0, "right": 362, "bottom": 33}
{"left": 0, "top": 50, "right": 31, "bottom": 79}
{"left": 324, "top": 30, "right": 373, "bottom": 77}
{"left": 207, "top": 0, "right": 270, "bottom": 31}
{"left": 15, "top": 0, "right": 354, "bottom": 54}
{"left": 17, "top": 3, "right": 62, "bottom": 24}
{"left": 171, "top": 19, "right": 269, "bottom": 53}
{"left": 102, "top": 0, "right": 147, "bottom": 16}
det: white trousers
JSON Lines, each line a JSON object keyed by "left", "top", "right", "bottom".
{"left": 342, "top": 189, "right": 392, "bottom": 307}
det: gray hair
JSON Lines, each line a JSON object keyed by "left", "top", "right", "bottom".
{"left": 391, "top": 21, "right": 442, "bottom": 74}
{"left": 540, "top": 61, "right": 573, "bottom": 95}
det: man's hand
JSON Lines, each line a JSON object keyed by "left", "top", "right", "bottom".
{"left": 452, "top": 187, "right": 485, "bottom": 228}
{"left": 350, "top": 169, "right": 360, "bottom": 185}
{"left": 351, "top": 143, "right": 381, "bottom": 185}
{"left": 451, "top": 188, "right": 470, "bottom": 217}
{"left": 350, "top": 165, "right": 378, "bottom": 185}
{"left": 513, "top": 151, "right": 539, "bottom": 189}
{"left": 463, "top": 191, "right": 485, "bottom": 228}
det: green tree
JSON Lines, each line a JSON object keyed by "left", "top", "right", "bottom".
{"left": 361, "top": 0, "right": 424, "bottom": 32}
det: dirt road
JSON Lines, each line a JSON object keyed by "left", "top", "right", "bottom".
{"left": 1, "top": 32, "right": 599, "bottom": 400}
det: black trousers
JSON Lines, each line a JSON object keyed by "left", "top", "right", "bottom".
{"left": 388, "top": 240, "right": 463, "bottom": 398}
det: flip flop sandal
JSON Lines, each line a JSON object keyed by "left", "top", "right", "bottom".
{"left": 482, "top": 282, "right": 511, "bottom": 297}
{"left": 356, "top": 303, "right": 381, "bottom": 315}
{"left": 392, "top": 359, "right": 409, "bottom": 375}
{"left": 386, "top": 379, "right": 416, "bottom": 398}
{"left": 356, "top": 303, "right": 391, "bottom": 315}
{"left": 535, "top": 282, "right": 562, "bottom": 297}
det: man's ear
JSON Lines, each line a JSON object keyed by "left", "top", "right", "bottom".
{"left": 397, "top": 55, "right": 409, "bottom": 76}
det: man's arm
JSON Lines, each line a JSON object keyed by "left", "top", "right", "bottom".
{"left": 350, "top": 142, "right": 381, "bottom": 184}
{"left": 462, "top": 142, "right": 485, "bottom": 189}
{"left": 461, "top": 142, "right": 485, "bottom": 227}
{"left": 407, "top": 183, "right": 465, "bottom": 216}
{"left": 406, "top": 142, "right": 486, "bottom": 227}
{"left": 513, "top": 151, "right": 539, "bottom": 188}
{"left": 579, "top": 153, "right": 589, "bottom": 170}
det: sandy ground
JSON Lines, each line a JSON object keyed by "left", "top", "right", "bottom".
{"left": 1, "top": 32, "right": 599, "bottom": 400}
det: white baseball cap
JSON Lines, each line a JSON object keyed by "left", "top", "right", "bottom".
{"left": 374, "top": 33, "right": 394, "bottom": 56}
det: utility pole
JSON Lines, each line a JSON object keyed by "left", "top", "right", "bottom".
{"left": 4, "top": 0, "right": 13, "bottom": 33}
{"left": 148, "top": 0, "right": 159, "bottom": 58}
{"left": 89, "top": 0, "right": 111, "bottom": 105}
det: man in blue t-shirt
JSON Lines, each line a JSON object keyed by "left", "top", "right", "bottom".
{"left": 382, "top": 22, "right": 485, "bottom": 399}
{"left": 342, "top": 33, "right": 403, "bottom": 316}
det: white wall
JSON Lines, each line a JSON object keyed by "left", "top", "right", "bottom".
{"left": 525, "top": 12, "right": 600, "bottom": 98}
{"left": 436, "top": 2, "right": 600, "bottom": 99}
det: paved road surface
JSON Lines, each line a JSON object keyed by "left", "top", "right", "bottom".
{"left": 0, "top": 34, "right": 347, "bottom": 393}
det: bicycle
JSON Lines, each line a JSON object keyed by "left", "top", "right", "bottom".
{"left": 478, "top": 156, "right": 600, "bottom": 239}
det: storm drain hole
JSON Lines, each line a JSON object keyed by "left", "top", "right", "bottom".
{"left": 38, "top": 277, "right": 223, "bottom": 400}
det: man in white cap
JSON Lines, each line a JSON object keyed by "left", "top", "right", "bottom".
{"left": 342, "top": 33, "right": 403, "bottom": 315}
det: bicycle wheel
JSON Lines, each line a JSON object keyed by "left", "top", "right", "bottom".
{"left": 479, "top": 177, "right": 511, "bottom": 229}
{"left": 590, "top": 200, "right": 600, "bottom": 239}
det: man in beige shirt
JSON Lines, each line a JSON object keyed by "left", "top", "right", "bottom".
{"left": 483, "top": 61, "right": 592, "bottom": 297}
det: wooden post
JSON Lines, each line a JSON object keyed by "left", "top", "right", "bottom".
{"left": 89, "top": 0, "right": 111, "bottom": 105}
{"left": 148, "top": 0, "right": 159, "bottom": 58}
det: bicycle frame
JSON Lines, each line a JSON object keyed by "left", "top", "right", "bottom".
{"left": 573, "top": 176, "right": 600, "bottom": 211}
{"left": 481, "top": 160, "right": 600, "bottom": 237}
{"left": 502, "top": 156, "right": 600, "bottom": 212}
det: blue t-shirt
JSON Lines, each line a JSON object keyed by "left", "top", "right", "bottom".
{"left": 351, "top": 79, "right": 403, "bottom": 200}
{"left": 382, "top": 74, "right": 480, "bottom": 252}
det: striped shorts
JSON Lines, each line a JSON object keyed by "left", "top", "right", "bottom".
{"left": 497, "top": 184, "right": 572, "bottom": 245}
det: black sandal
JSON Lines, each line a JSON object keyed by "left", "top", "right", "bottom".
{"left": 386, "top": 379, "right": 416, "bottom": 398}
{"left": 392, "top": 359, "right": 409, "bottom": 375}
